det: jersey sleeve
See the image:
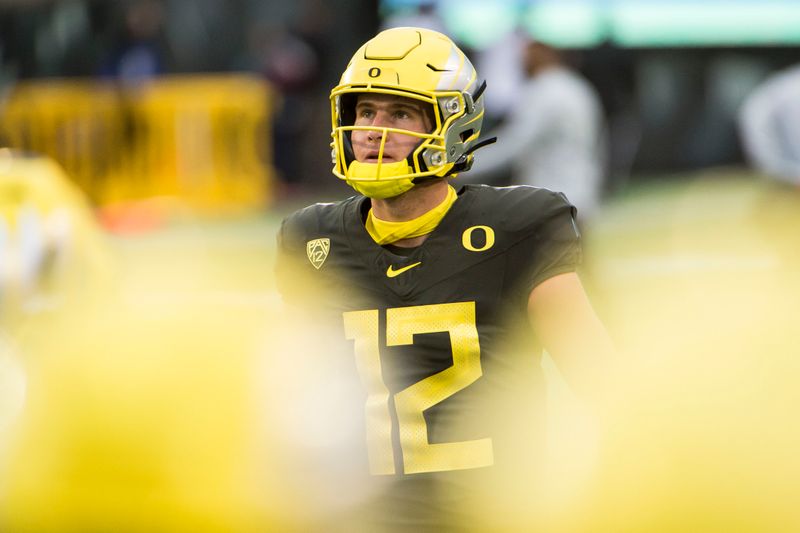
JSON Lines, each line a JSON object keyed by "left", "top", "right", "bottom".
{"left": 510, "top": 189, "right": 582, "bottom": 296}
{"left": 529, "top": 195, "right": 581, "bottom": 289}
{"left": 275, "top": 208, "right": 315, "bottom": 306}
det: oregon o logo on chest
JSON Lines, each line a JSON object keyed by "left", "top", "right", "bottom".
{"left": 368, "top": 67, "right": 381, "bottom": 78}
{"left": 462, "top": 225, "right": 495, "bottom": 252}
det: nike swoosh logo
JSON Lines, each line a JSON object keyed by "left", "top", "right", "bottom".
{"left": 386, "top": 261, "right": 422, "bottom": 278}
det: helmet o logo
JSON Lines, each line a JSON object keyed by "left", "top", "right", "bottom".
{"left": 462, "top": 225, "right": 495, "bottom": 252}
{"left": 368, "top": 67, "right": 381, "bottom": 78}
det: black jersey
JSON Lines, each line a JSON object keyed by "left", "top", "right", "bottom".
{"left": 276, "top": 184, "right": 580, "bottom": 529}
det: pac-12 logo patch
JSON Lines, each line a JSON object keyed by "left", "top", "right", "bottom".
{"left": 306, "top": 238, "right": 330, "bottom": 269}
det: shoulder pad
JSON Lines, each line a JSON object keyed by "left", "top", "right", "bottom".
{"left": 466, "top": 184, "right": 576, "bottom": 234}
{"left": 279, "top": 199, "right": 351, "bottom": 248}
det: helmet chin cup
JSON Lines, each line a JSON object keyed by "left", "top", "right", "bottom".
{"left": 345, "top": 160, "right": 416, "bottom": 199}
{"left": 345, "top": 159, "right": 411, "bottom": 180}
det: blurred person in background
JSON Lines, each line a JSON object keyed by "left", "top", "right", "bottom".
{"left": 236, "top": 0, "right": 336, "bottom": 195}
{"left": 474, "top": 26, "right": 528, "bottom": 130}
{"left": 737, "top": 63, "right": 800, "bottom": 187}
{"left": 257, "top": 25, "right": 321, "bottom": 190}
{"left": 98, "top": 0, "right": 172, "bottom": 84}
{"left": 276, "top": 27, "right": 615, "bottom": 531}
{"left": 463, "top": 38, "right": 608, "bottom": 222}
{"left": 0, "top": 148, "right": 112, "bottom": 326}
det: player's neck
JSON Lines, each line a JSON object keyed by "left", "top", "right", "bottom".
{"left": 371, "top": 180, "right": 449, "bottom": 222}
{"left": 369, "top": 180, "right": 450, "bottom": 248}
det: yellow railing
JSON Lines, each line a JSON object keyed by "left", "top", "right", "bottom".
{"left": 0, "top": 75, "right": 274, "bottom": 212}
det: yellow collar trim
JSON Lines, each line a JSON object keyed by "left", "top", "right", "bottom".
{"left": 366, "top": 185, "right": 458, "bottom": 245}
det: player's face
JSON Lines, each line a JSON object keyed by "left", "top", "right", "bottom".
{"left": 351, "top": 93, "right": 433, "bottom": 163}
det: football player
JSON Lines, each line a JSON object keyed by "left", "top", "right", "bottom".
{"left": 276, "top": 27, "right": 615, "bottom": 531}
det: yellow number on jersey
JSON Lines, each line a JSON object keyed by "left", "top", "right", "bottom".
{"left": 343, "top": 302, "right": 493, "bottom": 475}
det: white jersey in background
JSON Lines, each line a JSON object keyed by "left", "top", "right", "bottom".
{"left": 738, "top": 64, "right": 800, "bottom": 185}
{"left": 465, "top": 65, "right": 607, "bottom": 220}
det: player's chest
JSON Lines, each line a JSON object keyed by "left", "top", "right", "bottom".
{"left": 306, "top": 229, "right": 508, "bottom": 310}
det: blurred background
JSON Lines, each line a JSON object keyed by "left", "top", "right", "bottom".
{"left": 2, "top": 0, "right": 799, "bottom": 198}
{"left": 1, "top": 0, "right": 800, "bottom": 531}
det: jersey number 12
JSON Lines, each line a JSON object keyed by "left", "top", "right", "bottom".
{"left": 343, "top": 301, "right": 494, "bottom": 475}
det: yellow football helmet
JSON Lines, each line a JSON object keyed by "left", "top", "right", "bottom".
{"left": 330, "top": 27, "right": 492, "bottom": 198}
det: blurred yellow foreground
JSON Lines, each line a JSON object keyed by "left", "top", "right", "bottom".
{"left": 1, "top": 170, "right": 800, "bottom": 531}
